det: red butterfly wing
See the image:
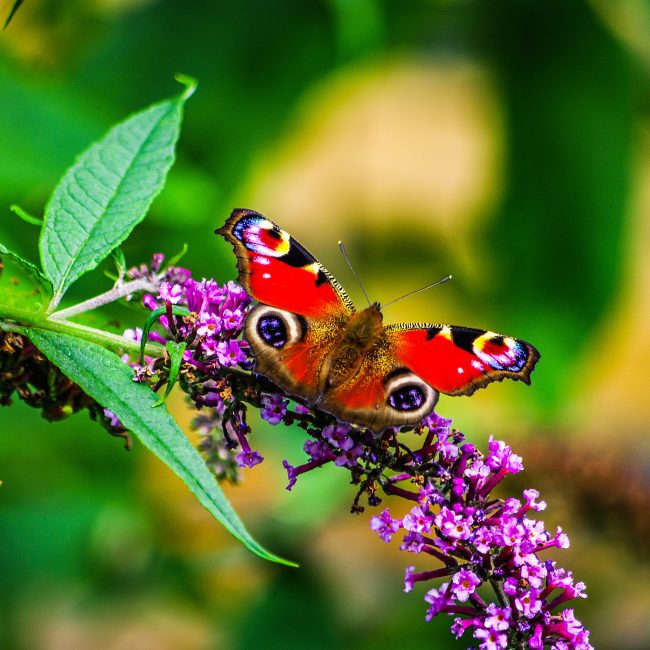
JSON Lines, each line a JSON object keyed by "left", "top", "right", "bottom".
{"left": 217, "top": 209, "right": 353, "bottom": 319}
{"left": 320, "top": 365, "right": 439, "bottom": 433}
{"left": 243, "top": 304, "right": 342, "bottom": 404}
{"left": 387, "top": 324, "right": 540, "bottom": 396}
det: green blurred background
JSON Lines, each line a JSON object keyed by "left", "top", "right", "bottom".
{"left": 1, "top": 0, "right": 649, "bottom": 648}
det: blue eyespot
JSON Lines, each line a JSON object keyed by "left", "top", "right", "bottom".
{"left": 257, "top": 315, "right": 287, "bottom": 348}
{"left": 388, "top": 385, "right": 426, "bottom": 412}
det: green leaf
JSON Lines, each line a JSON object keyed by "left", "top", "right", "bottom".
{"left": 40, "top": 78, "right": 196, "bottom": 312}
{"left": 0, "top": 243, "right": 51, "bottom": 294}
{"left": 3, "top": 0, "right": 24, "bottom": 30}
{"left": 153, "top": 340, "right": 187, "bottom": 407}
{"left": 26, "top": 328, "right": 294, "bottom": 566}
{"left": 111, "top": 248, "right": 127, "bottom": 275}
{"left": 140, "top": 304, "right": 190, "bottom": 364}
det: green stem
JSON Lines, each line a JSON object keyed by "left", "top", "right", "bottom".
{"left": 489, "top": 576, "right": 509, "bottom": 609}
{"left": 0, "top": 303, "right": 163, "bottom": 358}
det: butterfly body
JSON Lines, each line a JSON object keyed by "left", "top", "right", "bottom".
{"left": 217, "top": 209, "right": 540, "bottom": 433}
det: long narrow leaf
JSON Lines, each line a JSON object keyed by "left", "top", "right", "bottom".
{"left": 0, "top": 243, "right": 51, "bottom": 294}
{"left": 27, "top": 328, "right": 294, "bottom": 566}
{"left": 154, "top": 340, "right": 187, "bottom": 407}
{"left": 140, "top": 305, "right": 190, "bottom": 364}
{"left": 40, "top": 79, "right": 196, "bottom": 311}
{"left": 3, "top": 0, "right": 24, "bottom": 30}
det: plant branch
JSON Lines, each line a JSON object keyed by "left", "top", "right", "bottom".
{"left": 49, "top": 278, "right": 158, "bottom": 320}
{"left": 489, "top": 575, "right": 509, "bottom": 609}
{"left": 0, "top": 304, "right": 163, "bottom": 357}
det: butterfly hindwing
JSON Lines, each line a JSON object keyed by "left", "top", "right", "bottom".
{"left": 217, "top": 209, "right": 353, "bottom": 319}
{"left": 320, "top": 363, "right": 439, "bottom": 432}
{"left": 244, "top": 303, "right": 344, "bottom": 403}
{"left": 387, "top": 324, "right": 540, "bottom": 396}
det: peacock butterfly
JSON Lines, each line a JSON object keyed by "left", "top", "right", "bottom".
{"left": 217, "top": 209, "right": 540, "bottom": 434}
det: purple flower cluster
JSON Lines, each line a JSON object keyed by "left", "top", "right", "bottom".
{"left": 125, "top": 255, "right": 263, "bottom": 474}
{"left": 127, "top": 253, "right": 251, "bottom": 369}
{"left": 147, "top": 277, "right": 251, "bottom": 368}
{"left": 119, "top": 257, "right": 592, "bottom": 648}
{"left": 282, "top": 420, "right": 367, "bottom": 490}
{"left": 370, "top": 414, "right": 592, "bottom": 649}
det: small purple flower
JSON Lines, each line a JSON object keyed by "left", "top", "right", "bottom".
{"left": 158, "top": 281, "right": 183, "bottom": 304}
{"left": 321, "top": 422, "right": 352, "bottom": 446}
{"left": 465, "top": 456, "right": 490, "bottom": 479}
{"left": 166, "top": 265, "right": 192, "bottom": 285}
{"left": 562, "top": 608, "right": 583, "bottom": 633}
{"left": 183, "top": 278, "right": 208, "bottom": 313}
{"left": 503, "top": 577, "right": 518, "bottom": 596}
{"left": 499, "top": 518, "right": 525, "bottom": 547}
{"left": 486, "top": 436, "right": 523, "bottom": 474}
{"left": 334, "top": 441, "right": 364, "bottom": 467}
{"left": 436, "top": 427, "right": 460, "bottom": 460}
{"left": 196, "top": 314, "right": 223, "bottom": 338}
{"left": 417, "top": 482, "right": 442, "bottom": 507}
{"left": 514, "top": 587, "right": 543, "bottom": 618}
{"left": 473, "top": 526, "right": 494, "bottom": 554}
{"left": 281, "top": 456, "right": 331, "bottom": 490}
{"left": 451, "top": 616, "right": 477, "bottom": 639}
{"left": 400, "top": 531, "right": 426, "bottom": 554}
{"left": 519, "top": 556, "right": 547, "bottom": 589}
{"left": 522, "top": 517, "right": 547, "bottom": 547}
{"left": 434, "top": 504, "right": 473, "bottom": 540}
{"left": 402, "top": 505, "right": 433, "bottom": 534}
{"left": 501, "top": 497, "right": 521, "bottom": 518}
{"left": 260, "top": 394, "right": 289, "bottom": 425}
{"left": 143, "top": 293, "right": 158, "bottom": 310}
{"left": 221, "top": 308, "right": 244, "bottom": 331}
{"left": 523, "top": 488, "right": 546, "bottom": 512}
{"left": 283, "top": 460, "right": 298, "bottom": 490}
{"left": 223, "top": 280, "right": 250, "bottom": 307}
{"left": 236, "top": 449, "right": 264, "bottom": 468}
{"left": 424, "top": 582, "right": 452, "bottom": 621}
{"left": 551, "top": 526, "right": 571, "bottom": 549}
{"left": 216, "top": 340, "right": 248, "bottom": 367}
{"left": 473, "top": 627, "right": 508, "bottom": 650}
{"left": 370, "top": 509, "right": 401, "bottom": 543}
{"left": 150, "top": 252, "right": 165, "bottom": 272}
{"left": 304, "top": 438, "right": 333, "bottom": 462}
{"left": 103, "top": 408, "right": 122, "bottom": 428}
{"left": 484, "top": 603, "right": 511, "bottom": 631}
{"left": 451, "top": 567, "right": 481, "bottom": 602}
{"left": 420, "top": 411, "right": 452, "bottom": 435}
{"left": 404, "top": 565, "right": 417, "bottom": 593}
{"left": 122, "top": 327, "right": 143, "bottom": 342}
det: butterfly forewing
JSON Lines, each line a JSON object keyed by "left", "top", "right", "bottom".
{"left": 217, "top": 209, "right": 353, "bottom": 319}
{"left": 387, "top": 323, "right": 540, "bottom": 396}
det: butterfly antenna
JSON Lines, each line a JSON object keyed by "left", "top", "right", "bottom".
{"left": 338, "top": 241, "right": 372, "bottom": 306}
{"left": 382, "top": 274, "right": 453, "bottom": 309}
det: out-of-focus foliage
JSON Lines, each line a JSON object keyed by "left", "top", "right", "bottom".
{"left": 0, "top": 1, "right": 648, "bottom": 648}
